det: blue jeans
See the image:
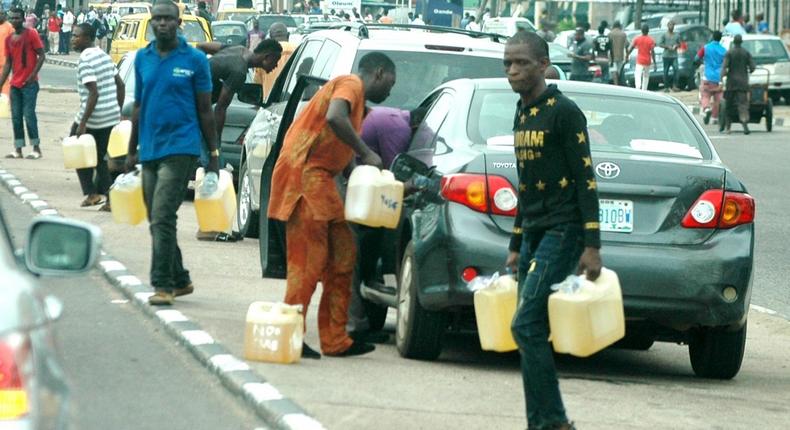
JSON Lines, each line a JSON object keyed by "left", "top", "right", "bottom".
{"left": 663, "top": 57, "right": 679, "bottom": 89}
{"left": 511, "top": 223, "right": 585, "bottom": 430}
{"left": 142, "top": 155, "right": 197, "bottom": 291}
{"left": 9, "top": 82, "right": 40, "bottom": 149}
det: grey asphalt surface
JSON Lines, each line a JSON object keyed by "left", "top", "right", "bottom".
{"left": 39, "top": 63, "right": 77, "bottom": 90}
{"left": 1, "top": 192, "right": 266, "bottom": 430}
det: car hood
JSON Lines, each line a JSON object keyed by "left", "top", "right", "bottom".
{"left": 0, "top": 269, "right": 45, "bottom": 335}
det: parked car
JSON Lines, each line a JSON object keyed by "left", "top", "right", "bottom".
{"left": 110, "top": 13, "right": 212, "bottom": 64}
{"left": 233, "top": 24, "right": 508, "bottom": 243}
{"left": 0, "top": 207, "right": 101, "bottom": 427}
{"left": 660, "top": 11, "right": 704, "bottom": 28}
{"left": 721, "top": 34, "right": 790, "bottom": 104}
{"left": 215, "top": 7, "right": 257, "bottom": 23}
{"left": 211, "top": 20, "right": 248, "bottom": 47}
{"left": 115, "top": 50, "right": 258, "bottom": 186}
{"left": 249, "top": 14, "right": 299, "bottom": 35}
{"left": 622, "top": 24, "right": 712, "bottom": 90}
{"left": 481, "top": 16, "right": 536, "bottom": 37}
{"left": 381, "top": 78, "right": 751, "bottom": 379}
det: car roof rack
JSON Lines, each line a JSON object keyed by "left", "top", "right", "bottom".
{"left": 364, "top": 23, "right": 507, "bottom": 43}
{"left": 302, "top": 21, "right": 370, "bottom": 38}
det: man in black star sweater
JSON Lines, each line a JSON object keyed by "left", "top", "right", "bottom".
{"left": 504, "top": 30, "right": 602, "bottom": 430}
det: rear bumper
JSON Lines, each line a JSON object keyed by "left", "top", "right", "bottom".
{"left": 415, "top": 204, "right": 753, "bottom": 330}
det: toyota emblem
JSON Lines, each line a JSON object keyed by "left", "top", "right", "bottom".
{"left": 595, "top": 162, "right": 621, "bottom": 179}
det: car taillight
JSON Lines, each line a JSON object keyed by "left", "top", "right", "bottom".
{"left": 440, "top": 174, "right": 518, "bottom": 216}
{"left": 0, "top": 333, "right": 30, "bottom": 420}
{"left": 681, "top": 189, "right": 755, "bottom": 229}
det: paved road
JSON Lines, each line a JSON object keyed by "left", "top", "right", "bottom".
{"left": 1, "top": 192, "right": 265, "bottom": 430}
{"left": 39, "top": 63, "right": 77, "bottom": 90}
{"left": 3, "top": 89, "right": 790, "bottom": 429}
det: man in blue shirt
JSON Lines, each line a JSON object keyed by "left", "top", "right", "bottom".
{"left": 126, "top": 1, "right": 219, "bottom": 306}
{"left": 695, "top": 31, "right": 727, "bottom": 125}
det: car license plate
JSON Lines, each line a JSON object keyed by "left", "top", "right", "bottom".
{"left": 599, "top": 199, "right": 633, "bottom": 233}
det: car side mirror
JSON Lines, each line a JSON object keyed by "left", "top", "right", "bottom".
{"left": 238, "top": 82, "right": 263, "bottom": 106}
{"left": 25, "top": 217, "right": 102, "bottom": 276}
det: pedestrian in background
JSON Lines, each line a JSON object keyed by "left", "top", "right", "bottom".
{"left": 125, "top": 1, "right": 219, "bottom": 306}
{"left": 743, "top": 15, "right": 754, "bottom": 33}
{"left": 24, "top": 8, "right": 37, "bottom": 29}
{"left": 721, "top": 34, "right": 755, "bottom": 134}
{"left": 60, "top": 7, "right": 74, "bottom": 54}
{"left": 267, "top": 52, "right": 396, "bottom": 359}
{"left": 568, "top": 27, "right": 593, "bottom": 81}
{"left": 695, "top": 30, "right": 726, "bottom": 125}
{"left": 0, "top": 11, "right": 13, "bottom": 97}
{"left": 592, "top": 21, "right": 610, "bottom": 83}
{"left": 246, "top": 19, "right": 264, "bottom": 50}
{"left": 257, "top": 22, "right": 295, "bottom": 100}
{"left": 504, "top": 30, "right": 602, "bottom": 430}
{"left": 465, "top": 16, "right": 480, "bottom": 31}
{"left": 627, "top": 24, "right": 656, "bottom": 90}
{"left": 756, "top": 13, "right": 769, "bottom": 34}
{"left": 658, "top": 21, "right": 681, "bottom": 91}
{"left": 70, "top": 22, "right": 124, "bottom": 210}
{"left": 608, "top": 21, "right": 627, "bottom": 86}
{"left": 724, "top": 10, "right": 746, "bottom": 36}
{"left": 460, "top": 12, "right": 470, "bottom": 29}
{"left": 196, "top": 1, "right": 213, "bottom": 23}
{"left": 46, "top": 10, "right": 60, "bottom": 55}
{"left": 0, "top": 7, "right": 45, "bottom": 159}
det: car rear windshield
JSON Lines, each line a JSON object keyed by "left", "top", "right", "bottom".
{"left": 146, "top": 21, "right": 208, "bottom": 43}
{"left": 353, "top": 50, "right": 504, "bottom": 110}
{"left": 116, "top": 6, "right": 148, "bottom": 16}
{"left": 468, "top": 89, "right": 712, "bottom": 159}
{"left": 221, "top": 12, "right": 257, "bottom": 23}
{"left": 213, "top": 24, "right": 246, "bottom": 38}
{"left": 742, "top": 39, "right": 790, "bottom": 65}
{"left": 257, "top": 15, "right": 298, "bottom": 32}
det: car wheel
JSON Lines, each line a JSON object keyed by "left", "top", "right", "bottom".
{"left": 688, "top": 323, "right": 747, "bottom": 379}
{"left": 236, "top": 158, "right": 259, "bottom": 238}
{"left": 766, "top": 99, "right": 773, "bottom": 132}
{"left": 396, "top": 241, "right": 446, "bottom": 360}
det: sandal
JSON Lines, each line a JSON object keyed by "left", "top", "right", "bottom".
{"left": 81, "top": 194, "right": 104, "bottom": 207}
{"left": 25, "top": 152, "right": 42, "bottom": 159}
{"left": 5, "top": 152, "right": 22, "bottom": 159}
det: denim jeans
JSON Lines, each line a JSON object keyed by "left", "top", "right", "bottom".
{"left": 9, "top": 82, "right": 40, "bottom": 149}
{"left": 663, "top": 57, "right": 679, "bottom": 89}
{"left": 142, "top": 155, "right": 196, "bottom": 291}
{"left": 511, "top": 223, "right": 585, "bottom": 430}
{"left": 77, "top": 126, "right": 113, "bottom": 196}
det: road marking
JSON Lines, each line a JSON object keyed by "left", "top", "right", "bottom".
{"left": 111, "top": 299, "right": 129, "bottom": 304}
{"left": 156, "top": 309, "right": 189, "bottom": 323}
{"left": 209, "top": 354, "right": 251, "bottom": 372}
{"left": 100, "top": 260, "right": 126, "bottom": 272}
{"left": 281, "top": 414, "right": 327, "bottom": 430}
{"left": 29, "top": 200, "right": 48, "bottom": 208}
{"left": 20, "top": 192, "right": 38, "bottom": 201}
{"left": 182, "top": 330, "right": 215, "bottom": 346}
{"left": 5, "top": 179, "right": 21, "bottom": 186}
{"left": 244, "top": 382, "right": 284, "bottom": 402}
{"left": 750, "top": 304, "right": 779, "bottom": 316}
{"left": 39, "top": 208, "right": 58, "bottom": 216}
{"left": 134, "top": 291, "right": 154, "bottom": 302}
{"left": 13, "top": 186, "right": 28, "bottom": 195}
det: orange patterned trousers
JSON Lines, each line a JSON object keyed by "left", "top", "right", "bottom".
{"left": 285, "top": 198, "right": 355, "bottom": 355}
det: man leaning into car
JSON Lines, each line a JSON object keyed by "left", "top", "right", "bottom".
{"left": 504, "top": 30, "right": 602, "bottom": 430}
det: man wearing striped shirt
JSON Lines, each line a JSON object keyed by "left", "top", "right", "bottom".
{"left": 70, "top": 22, "right": 124, "bottom": 209}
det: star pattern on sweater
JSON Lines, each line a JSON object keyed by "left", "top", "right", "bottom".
{"left": 582, "top": 156, "right": 592, "bottom": 167}
{"left": 520, "top": 114, "right": 526, "bottom": 124}
{"left": 519, "top": 183, "right": 527, "bottom": 192}
{"left": 559, "top": 177, "right": 569, "bottom": 188}
{"left": 577, "top": 132, "right": 586, "bottom": 144}
{"left": 530, "top": 107, "right": 539, "bottom": 117}
{"left": 546, "top": 97, "right": 556, "bottom": 106}
{"left": 536, "top": 180, "right": 546, "bottom": 191}
{"left": 587, "top": 179, "right": 597, "bottom": 190}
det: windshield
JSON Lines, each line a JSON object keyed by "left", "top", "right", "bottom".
{"left": 116, "top": 6, "right": 148, "bottom": 16}
{"left": 220, "top": 12, "right": 257, "bottom": 23}
{"left": 549, "top": 43, "right": 571, "bottom": 62}
{"left": 146, "top": 20, "right": 208, "bottom": 42}
{"left": 467, "top": 89, "right": 711, "bottom": 159}
{"left": 257, "top": 15, "right": 298, "bottom": 32}
{"left": 212, "top": 23, "right": 246, "bottom": 37}
{"left": 742, "top": 39, "right": 790, "bottom": 64}
{"left": 353, "top": 50, "right": 504, "bottom": 110}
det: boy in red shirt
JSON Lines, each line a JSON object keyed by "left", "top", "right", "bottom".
{"left": 0, "top": 8, "right": 46, "bottom": 159}
{"left": 46, "top": 10, "right": 61, "bottom": 55}
{"left": 627, "top": 24, "right": 656, "bottom": 90}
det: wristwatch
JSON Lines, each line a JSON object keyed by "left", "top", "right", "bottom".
{"left": 210, "top": 149, "right": 219, "bottom": 157}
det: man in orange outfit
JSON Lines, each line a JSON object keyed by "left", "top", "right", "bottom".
{"left": 0, "top": 11, "right": 13, "bottom": 97}
{"left": 268, "top": 52, "right": 396, "bottom": 358}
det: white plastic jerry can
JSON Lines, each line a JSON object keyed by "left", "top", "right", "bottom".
{"left": 474, "top": 275, "right": 519, "bottom": 352}
{"left": 0, "top": 93, "right": 10, "bottom": 119}
{"left": 194, "top": 168, "right": 237, "bottom": 233}
{"left": 107, "top": 120, "right": 132, "bottom": 158}
{"left": 62, "top": 134, "right": 98, "bottom": 169}
{"left": 548, "top": 268, "right": 625, "bottom": 357}
{"left": 344, "top": 165, "right": 404, "bottom": 229}
{"left": 243, "top": 301, "right": 304, "bottom": 364}
{"left": 109, "top": 171, "right": 146, "bottom": 225}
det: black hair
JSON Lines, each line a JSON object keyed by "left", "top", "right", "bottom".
{"left": 641, "top": 24, "right": 649, "bottom": 34}
{"left": 712, "top": 30, "right": 722, "bottom": 41}
{"left": 612, "top": 20, "right": 621, "bottom": 29}
{"left": 198, "top": 1, "right": 207, "bottom": 9}
{"left": 507, "top": 29, "right": 549, "bottom": 61}
{"left": 733, "top": 34, "right": 743, "bottom": 45}
{"left": 77, "top": 22, "right": 96, "bottom": 40}
{"left": 254, "top": 38, "right": 283, "bottom": 55}
{"left": 731, "top": 10, "right": 742, "bottom": 20}
{"left": 358, "top": 52, "right": 395, "bottom": 75}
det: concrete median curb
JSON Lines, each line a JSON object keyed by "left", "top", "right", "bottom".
{"left": 45, "top": 57, "right": 78, "bottom": 68}
{"left": 0, "top": 166, "right": 327, "bottom": 430}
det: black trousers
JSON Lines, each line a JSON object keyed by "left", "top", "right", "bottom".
{"left": 76, "top": 126, "right": 113, "bottom": 196}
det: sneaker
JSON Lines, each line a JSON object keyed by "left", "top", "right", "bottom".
{"left": 25, "top": 151, "right": 42, "bottom": 159}
{"left": 81, "top": 194, "right": 104, "bottom": 207}
{"left": 703, "top": 108, "right": 712, "bottom": 125}
{"left": 98, "top": 202, "right": 111, "bottom": 212}
{"left": 4, "top": 152, "right": 22, "bottom": 159}
{"left": 173, "top": 283, "right": 194, "bottom": 297}
{"left": 148, "top": 290, "right": 174, "bottom": 306}
{"left": 301, "top": 343, "right": 321, "bottom": 359}
{"left": 331, "top": 341, "right": 375, "bottom": 357}
{"left": 743, "top": 123, "right": 750, "bottom": 135}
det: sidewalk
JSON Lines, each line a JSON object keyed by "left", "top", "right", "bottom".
{"left": 45, "top": 52, "right": 80, "bottom": 68}
{"left": 2, "top": 90, "right": 790, "bottom": 430}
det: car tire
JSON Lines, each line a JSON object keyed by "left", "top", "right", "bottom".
{"left": 396, "top": 241, "right": 446, "bottom": 360}
{"left": 236, "top": 158, "right": 259, "bottom": 238}
{"left": 766, "top": 99, "right": 773, "bottom": 132}
{"left": 688, "top": 323, "right": 747, "bottom": 380}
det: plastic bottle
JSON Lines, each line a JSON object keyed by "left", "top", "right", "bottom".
{"left": 548, "top": 268, "right": 625, "bottom": 357}
{"left": 474, "top": 274, "right": 519, "bottom": 352}
{"left": 62, "top": 134, "right": 98, "bottom": 169}
{"left": 243, "top": 301, "right": 304, "bottom": 364}
{"left": 194, "top": 168, "right": 236, "bottom": 232}
{"left": 109, "top": 170, "right": 146, "bottom": 225}
{"left": 107, "top": 120, "right": 132, "bottom": 158}
{"left": 345, "top": 166, "right": 404, "bottom": 228}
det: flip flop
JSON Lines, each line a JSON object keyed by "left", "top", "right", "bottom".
{"left": 5, "top": 152, "right": 22, "bottom": 159}
{"left": 25, "top": 152, "right": 42, "bottom": 160}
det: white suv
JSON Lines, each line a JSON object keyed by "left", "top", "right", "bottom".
{"left": 721, "top": 34, "right": 790, "bottom": 104}
{"left": 234, "top": 24, "right": 508, "bottom": 244}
